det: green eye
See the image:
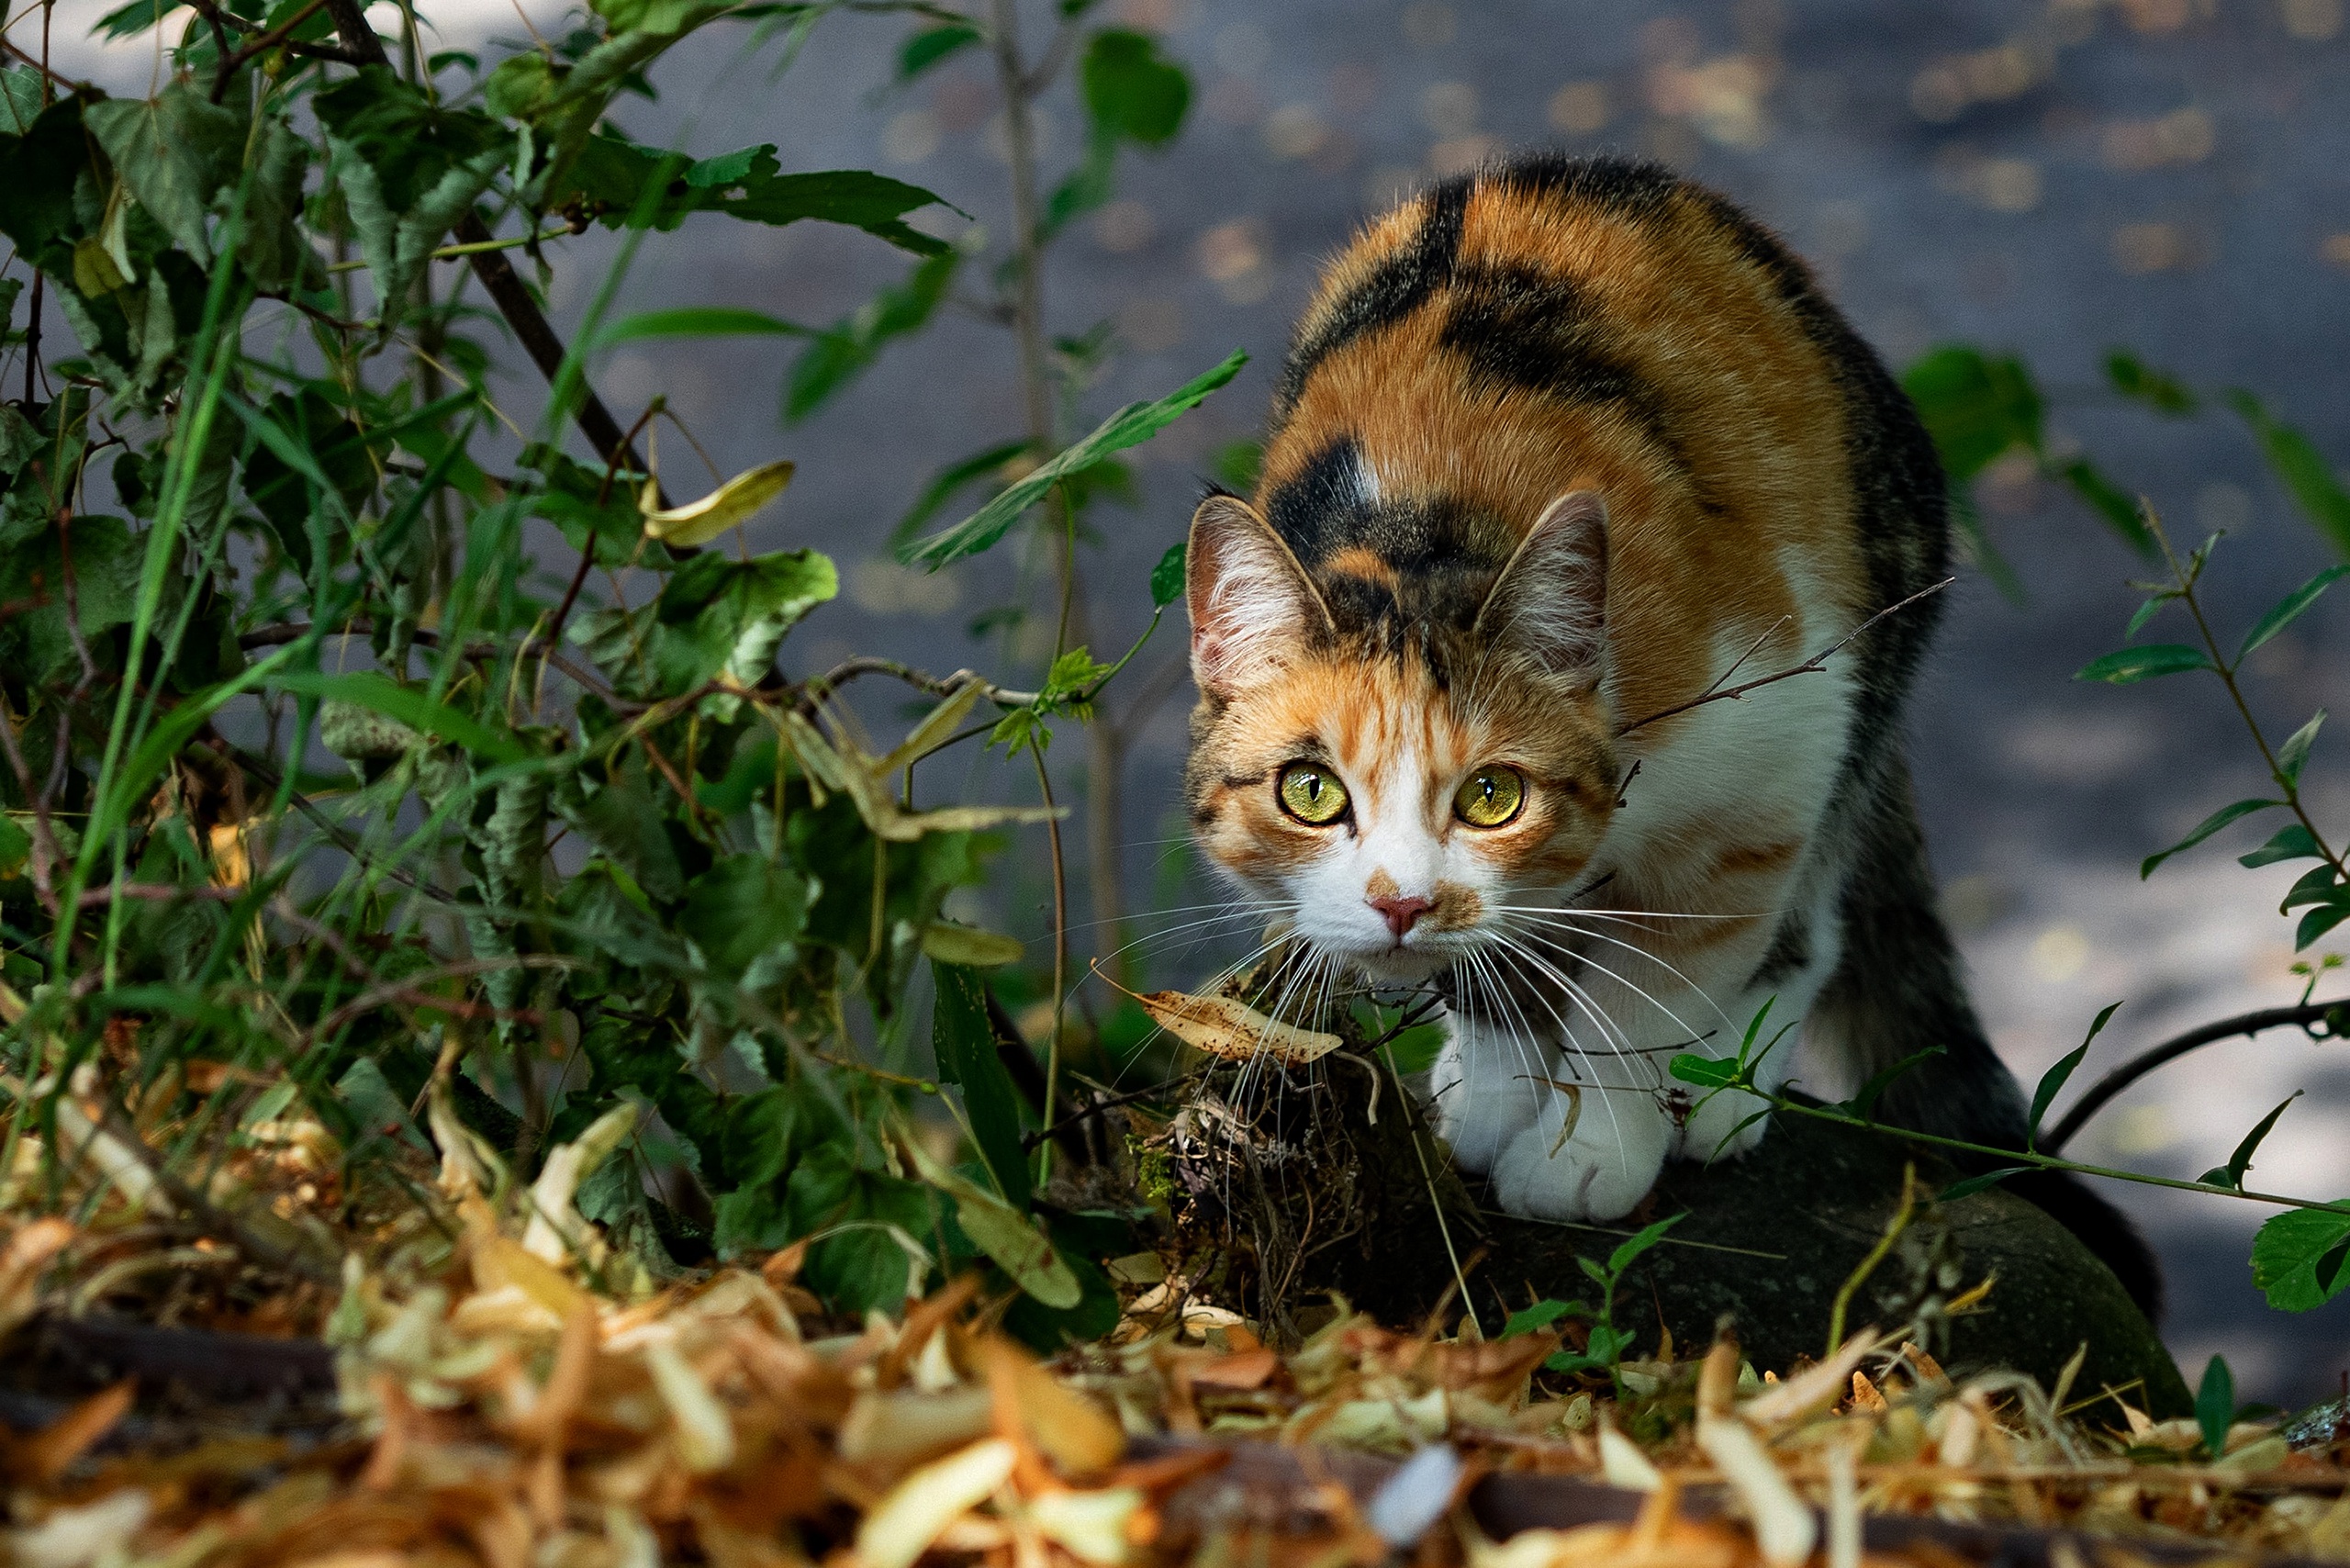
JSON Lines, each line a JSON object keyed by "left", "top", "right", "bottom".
{"left": 1454, "top": 766, "right": 1526, "bottom": 828}
{"left": 1277, "top": 763, "right": 1350, "bottom": 825}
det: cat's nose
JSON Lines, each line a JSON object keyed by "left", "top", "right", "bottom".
{"left": 1368, "top": 893, "right": 1433, "bottom": 939}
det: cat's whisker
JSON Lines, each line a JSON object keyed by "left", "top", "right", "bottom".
{"left": 1491, "top": 903, "right": 1768, "bottom": 923}
{"left": 1461, "top": 945, "right": 1605, "bottom": 1149}
{"left": 1497, "top": 914, "right": 1740, "bottom": 1034}
{"left": 1486, "top": 924, "right": 1714, "bottom": 1074}
{"left": 1493, "top": 913, "right": 1729, "bottom": 1040}
{"left": 1472, "top": 942, "right": 1637, "bottom": 1165}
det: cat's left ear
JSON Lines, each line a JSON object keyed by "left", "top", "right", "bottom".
{"left": 1476, "top": 490, "right": 1609, "bottom": 678}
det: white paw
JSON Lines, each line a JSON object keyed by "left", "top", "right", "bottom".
{"left": 1424, "top": 1033, "right": 1540, "bottom": 1175}
{"left": 1489, "top": 1114, "right": 1667, "bottom": 1223}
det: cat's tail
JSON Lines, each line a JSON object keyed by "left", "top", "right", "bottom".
{"left": 1808, "top": 761, "right": 2165, "bottom": 1323}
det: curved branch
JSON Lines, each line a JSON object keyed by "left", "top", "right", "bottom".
{"left": 2041, "top": 997, "right": 2350, "bottom": 1155}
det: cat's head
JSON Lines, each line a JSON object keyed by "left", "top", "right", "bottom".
{"left": 1181, "top": 488, "right": 1620, "bottom": 983}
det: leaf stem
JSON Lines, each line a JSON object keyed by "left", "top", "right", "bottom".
{"left": 1029, "top": 745, "right": 1069, "bottom": 1186}
{"left": 1827, "top": 1163, "right": 1917, "bottom": 1360}
{"left": 2149, "top": 510, "right": 2346, "bottom": 876}
{"left": 322, "top": 226, "right": 576, "bottom": 275}
{"left": 1772, "top": 1097, "right": 2341, "bottom": 1212}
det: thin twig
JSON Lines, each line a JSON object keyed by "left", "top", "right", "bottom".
{"left": 1617, "top": 579, "right": 1954, "bottom": 736}
{"left": 2146, "top": 510, "right": 2346, "bottom": 878}
{"left": 322, "top": 225, "right": 576, "bottom": 275}
{"left": 210, "top": 0, "right": 333, "bottom": 100}
{"left": 1828, "top": 1163, "right": 1917, "bottom": 1359}
{"left": 1021, "top": 1070, "right": 1204, "bottom": 1150}
{"left": 1030, "top": 746, "right": 1069, "bottom": 1183}
{"left": 2042, "top": 997, "right": 2349, "bottom": 1154}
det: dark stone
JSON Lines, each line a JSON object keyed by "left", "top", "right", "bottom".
{"left": 1162, "top": 1063, "right": 2190, "bottom": 1417}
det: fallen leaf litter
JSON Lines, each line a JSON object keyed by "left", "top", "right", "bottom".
{"left": 4, "top": 1007, "right": 2348, "bottom": 1568}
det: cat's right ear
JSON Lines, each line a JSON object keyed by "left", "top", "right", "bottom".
{"left": 1186, "top": 495, "right": 1324, "bottom": 697}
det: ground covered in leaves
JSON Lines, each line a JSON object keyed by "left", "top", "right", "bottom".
{"left": 6, "top": 1064, "right": 2350, "bottom": 1568}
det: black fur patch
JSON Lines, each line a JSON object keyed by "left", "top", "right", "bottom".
{"left": 1437, "top": 262, "right": 1687, "bottom": 475}
{"left": 1272, "top": 177, "right": 1472, "bottom": 416}
{"left": 1746, "top": 913, "right": 1811, "bottom": 991}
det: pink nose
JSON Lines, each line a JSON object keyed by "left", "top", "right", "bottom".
{"left": 1369, "top": 894, "right": 1433, "bottom": 939}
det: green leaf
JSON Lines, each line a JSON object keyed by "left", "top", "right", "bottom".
{"left": 2199, "top": 1092, "right": 2299, "bottom": 1191}
{"left": 593, "top": 306, "right": 813, "bottom": 350}
{"left": 0, "top": 68, "right": 35, "bottom": 136}
{"left": 267, "top": 670, "right": 524, "bottom": 765}
{"left": 888, "top": 442, "right": 1030, "bottom": 552}
{"left": 636, "top": 547, "right": 839, "bottom": 695}
{"left": 0, "top": 515, "right": 140, "bottom": 680}
{"left": 2297, "top": 897, "right": 2350, "bottom": 951}
{"left": 950, "top": 1188, "right": 1081, "bottom": 1307}
{"left": 2196, "top": 1355, "right": 2234, "bottom": 1459}
{"left": 1080, "top": 28, "right": 1192, "bottom": 147}
{"left": 932, "top": 961, "right": 1031, "bottom": 1208}
{"left": 902, "top": 1133, "right": 1078, "bottom": 1307}
{"left": 316, "top": 70, "right": 509, "bottom": 332}
{"left": 2241, "top": 822, "right": 2323, "bottom": 869}
{"left": 1150, "top": 540, "right": 1187, "bottom": 608}
{"left": 2282, "top": 864, "right": 2344, "bottom": 912}
{"left": 2141, "top": 797, "right": 2282, "bottom": 879}
{"left": 2238, "top": 566, "right": 2350, "bottom": 663}
{"left": 2105, "top": 351, "right": 2198, "bottom": 415}
{"left": 786, "top": 250, "right": 957, "bottom": 421}
{"left": 2052, "top": 458, "right": 2156, "bottom": 556}
{"left": 897, "top": 21, "right": 981, "bottom": 82}
{"left": 2251, "top": 1202, "right": 2350, "bottom": 1311}
{"left": 1606, "top": 1212, "right": 1684, "bottom": 1274}
{"left": 2123, "top": 592, "right": 2175, "bottom": 641}
{"left": 1668, "top": 1053, "right": 1740, "bottom": 1090}
{"left": 678, "top": 854, "right": 811, "bottom": 979}
{"left": 0, "top": 812, "right": 29, "bottom": 879}
{"left": 1900, "top": 344, "right": 2044, "bottom": 483}
{"left": 2076, "top": 644, "right": 2213, "bottom": 684}
{"left": 570, "top": 137, "right": 956, "bottom": 254}
{"left": 1499, "top": 1298, "right": 1586, "bottom": 1338}
{"left": 1841, "top": 1046, "right": 1945, "bottom": 1122}
{"left": 2029, "top": 1002, "right": 2119, "bottom": 1149}
{"left": 785, "top": 1147, "right": 937, "bottom": 1314}
{"left": 1939, "top": 1167, "right": 2031, "bottom": 1203}
{"left": 906, "top": 349, "right": 1248, "bottom": 567}
{"left": 84, "top": 84, "right": 243, "bottom": 263}
{"left": 2229, "top": 391, "right": 2350, "bottom": 557}
{"left": 2274, "top": 715, "right": 2326, "bottom": 794}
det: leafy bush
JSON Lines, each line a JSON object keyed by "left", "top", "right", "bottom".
{"left": 0, "top": 0, "right": 1228, "bottom": 1338}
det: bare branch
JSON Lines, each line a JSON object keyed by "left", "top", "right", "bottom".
{"left": 1616, "top": 579, "right": 1954, "bottom": 737}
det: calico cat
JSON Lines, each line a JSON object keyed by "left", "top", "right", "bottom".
{"left": 1180, "top": 155, "right": 2162, "bottom": 1318}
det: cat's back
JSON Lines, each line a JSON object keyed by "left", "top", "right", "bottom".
{"left": 1254, "top": 155, "right": 1946, "bottom": 723}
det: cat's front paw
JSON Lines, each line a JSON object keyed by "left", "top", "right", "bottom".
{"left": 1489, "top": 1114, "right": 1667, "bottom": 1223}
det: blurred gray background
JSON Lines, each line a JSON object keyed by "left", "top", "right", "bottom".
{"left": 70, "top": 0, "right": 2350, "bottom": 1406}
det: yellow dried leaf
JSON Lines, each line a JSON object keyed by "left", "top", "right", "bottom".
{"left": 473, "top": 1235, "right": 592, "bottom": 1325}
{"left": 919, "top": 923, "right": 1025, "bottom": 968}
{"left": 640, "top": 459, "right": 795, "bottom": 546}
{"left": 979, "top": 1338, "right": 1125, "bottom": 1477}
{"left": 1028, "top": 1487, "right": 1145, "bottom": 1565}
{"left": 837, "top": 1386, "right": 996, "bottom": 1466}
{"left": 645, "top": 1335, "right": 736, "bottom": 1473}
{"left": 1695, "top": 1415, "right": 1815, "bottom": 1568}
{"left": 855, "top": 1438, "right": 1016, "bottom": 1568}
{"left": 1137, "top": 990, "right": 1341, "bottom": 1065}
